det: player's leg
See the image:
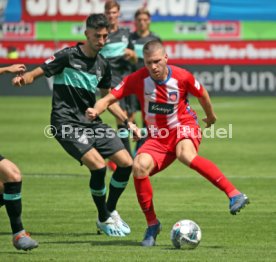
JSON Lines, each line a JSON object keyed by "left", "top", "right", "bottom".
{"left": 107, "top": 149, "right": 132, "bottom": 211}
{"left": 105, "top": 149, "right": 132, "bottom": 235}
{"left": 133, "top": 137, "right": 176, "bottom": 247}
{"left": 0, "top": 181, "right": 4, "bottom": 207}
{"left": 0, "top": 158, "right": 38, "bottom": 250}
{"left": 55, "top": 127, "right": 125, "bottom": 237}
{"left": 117, "top": 98, "right": 132, "bottom": 156}
{"left": 0, "top": 155, "right": 4, "bottom": 206}
{"left": 81, "top": 148, "right": 125, "bottom": 237}
{"left": 176, "top": 139, "right": 249, "bottom": 214}
{"left": 94, "top": 124, "right": 133, "bottom": 235}
{"left": 133, "top": 152, "right": 163, "bottom": 247}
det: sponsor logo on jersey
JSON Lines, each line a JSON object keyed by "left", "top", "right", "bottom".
{"left": 148, "top": 102, "right": 174, "bottom": 115}
{"left": 45, "top": 55, "right": 56, "bottom": 64}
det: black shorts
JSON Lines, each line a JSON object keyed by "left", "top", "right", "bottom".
{"left": 55, "top": 123, "right": 125, "bottom": 163}
{"left": 119, "top": 95, "right": 138, "bottom": 115}
{"left": 0, "top": 154, "right": 4, "bottom": 161}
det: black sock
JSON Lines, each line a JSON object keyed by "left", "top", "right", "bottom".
{"left": 4, "top": 181, "right": 24, "bottom": 234}
{"left": 117, "top": 124, "right": 132, "bottom": 157}
{"left": 107, "top": 166, "right": 132, "bottom": 212}
{"left": 0, "top": 193, "right": 4, "bottom": 207}
{"left": 90, "top": 167, "right": 109, "bottom": 222}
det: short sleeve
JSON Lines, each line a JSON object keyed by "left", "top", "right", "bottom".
{"left": 186, "top": 72, "right": 204, "bottom": 97}
{"left": 111, "top": 73, "right": 136, "bottom": 99}
{"left": 40, "top": 48, "right": 69, "bottom": 77}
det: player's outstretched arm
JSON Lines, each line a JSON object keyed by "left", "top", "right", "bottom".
{"left": 0, "top": 64, "right": 26, "bottom": 75}
{"left": 12, "top": 67, "right": 44, "bottom": 87}
{"left": 197, "top": 87, "right": 217, "bottom": 128}
{"left": 86, "top": 91, "right": 118, "bottom": 121}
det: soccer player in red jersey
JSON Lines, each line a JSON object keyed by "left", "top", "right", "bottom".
{"left": 86, "top": 40, "right": 249, "bottom": 246}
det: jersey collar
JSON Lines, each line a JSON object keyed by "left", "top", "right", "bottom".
{"left": 152, "top": 66, "right": 172, "bottom": 85}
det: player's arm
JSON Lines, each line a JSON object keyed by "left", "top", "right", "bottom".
{"left": 197, "top": 87, "right": 217, "bottom": 128}
{"left": 124, "top": 48, "right": 138, "bottom": 64}
{"left": 86, "top": 89, "right": 125, "bottom": 121}
{"left": 85, "top": 90, "right": 140, "bottom": 139}
{"left": 125, "top": 34, "right": 137, "bottom": 64}
{"left": 0, "top": 64, "right": 26, "bottom": 75}
{"left": 12, "top": 67, "right": 44, "bottom": 87}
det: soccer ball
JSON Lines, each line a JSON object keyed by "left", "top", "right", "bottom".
{"left": 170, "top": 219, "right": 202, "bottom": 249}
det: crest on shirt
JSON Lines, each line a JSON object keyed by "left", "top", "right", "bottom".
{"left": 122, "top": 35, "right": 128, "bottom": 44}
{"left": 96, "top": 68, "right": 103, "bottom": 82}
{"left": 77, "top": 134, "right": 88, "bottom": 145}
{"left": 45, "top": 56, "right": 56, "bottom": 64}
{"left": 168, "top": 91, "right": 178, "bottom": 102}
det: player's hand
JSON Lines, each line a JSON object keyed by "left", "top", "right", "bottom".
{"left": 12, "top": 75, "right": 26, "bottom": 87}
{"left": 128, "top": 121, "right": 141, "bottom": 141}
{"left": 85, "top": 107, "right": 98, "bottom": 120}
{"left": 7, "top": 64, "right": 26, "bottom": 74}
{"left": 124, "top": 48, "right": 135, "bottom": 61}
{"left": 202, "top": 114, "right": 217, "bottom": 128}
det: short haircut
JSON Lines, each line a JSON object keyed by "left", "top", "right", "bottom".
{"left": 105, "top": 0, "right": 120, "bottom": 11}
{"left": 86, "top": 13, "right": 109, "bottom": 30}
{"left": 143, "top": 40, "right": 165, "bottom": 55}
{"left": 135, "top": 7, "right": 151, "bottom": 19}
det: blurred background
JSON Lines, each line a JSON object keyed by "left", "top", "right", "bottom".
{"left": 0, "top": 0, "right": 276, "bottom": 96}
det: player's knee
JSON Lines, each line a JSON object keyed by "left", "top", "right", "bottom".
{"left": 113, "top": 150, "right": 133, "bottom": 168}
{"left": 133, "top": 159, "right": 150, "bottom": 178}
{"left": 118, "top": 154, "right": 133, "bottom": 167}
{"left": 177, "top": 151, "right": 197, "bottom": 166}
{"left": 2, "top": 164, "right": 22, "bottom": 182}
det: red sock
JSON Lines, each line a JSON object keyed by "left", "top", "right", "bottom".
{"left": 133, "top": 176, "right": 158, "bottom": 226}
{"left": 190, "top": 156, "right": 240, "bottom": 198}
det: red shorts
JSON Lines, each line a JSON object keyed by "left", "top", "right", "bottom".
{"left": 137, "top": 125, "right": 201, "bottom": 176}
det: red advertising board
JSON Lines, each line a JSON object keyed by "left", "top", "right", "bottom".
{"left": 22, "top": 0, "right": 105, "bottom": 21}
{"left": 0, "top": 41, "right": 75, "bottom": 64}
{"left": 164, "top": 41, "right": 276, "bottom": 65}
{"left": 0, "top": 22, "right": 35, "bottom": 40}
{"left": 1, "top": 41, "right": 276, "bottom": 65}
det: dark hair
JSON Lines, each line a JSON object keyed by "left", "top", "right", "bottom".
{"left": 134, "top": 7, "right": 151, "bottom": 19}
{"left": 86, "top": 13, "right": 109, "bottom": 29}
{"left": 143, "top": 40, "right": 164, "bottom": 54}
{"left": 105, "top": 0, "right": 120, "bottom": 11}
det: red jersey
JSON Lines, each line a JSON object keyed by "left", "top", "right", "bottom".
{"left": 111, "top": 65, "right": 204, "bottom": 131}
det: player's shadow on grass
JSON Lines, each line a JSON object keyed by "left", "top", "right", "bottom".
{"left": 29, "top": 232, "right": 140, "bottom": 246}
{"left": 30, "top": 232, "right": 98, "bottom": 237}
{"left": 42, "top": 239, "right": 139, "bottom": 246}
{"left": 162, "top": 245, "right": 224, "bottom": 251}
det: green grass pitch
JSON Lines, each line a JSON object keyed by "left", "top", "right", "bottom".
{"left": 0, "top": 96, "right": 275, "bottom": 261}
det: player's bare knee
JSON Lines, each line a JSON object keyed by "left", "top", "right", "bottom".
{"left": 118, "top": 153, "right": 133, "bottom": 167}
{"left": 133, "top": 159, "right": 150, "bottom": 178}
{"left": 4, "top": 166, "right": 22, "bottom": 182}
{"left": 177, "top": 150, "right": 197, "bottom": 166}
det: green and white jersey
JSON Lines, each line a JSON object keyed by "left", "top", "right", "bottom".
{"left": 41, "top": 43, "right": 111, "bottom": 129}
{"left": 100, "top": 27, "right": 134, "bottom": 87}
{"left": 130, "top": 31, "right": 161, "bottom": 70}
